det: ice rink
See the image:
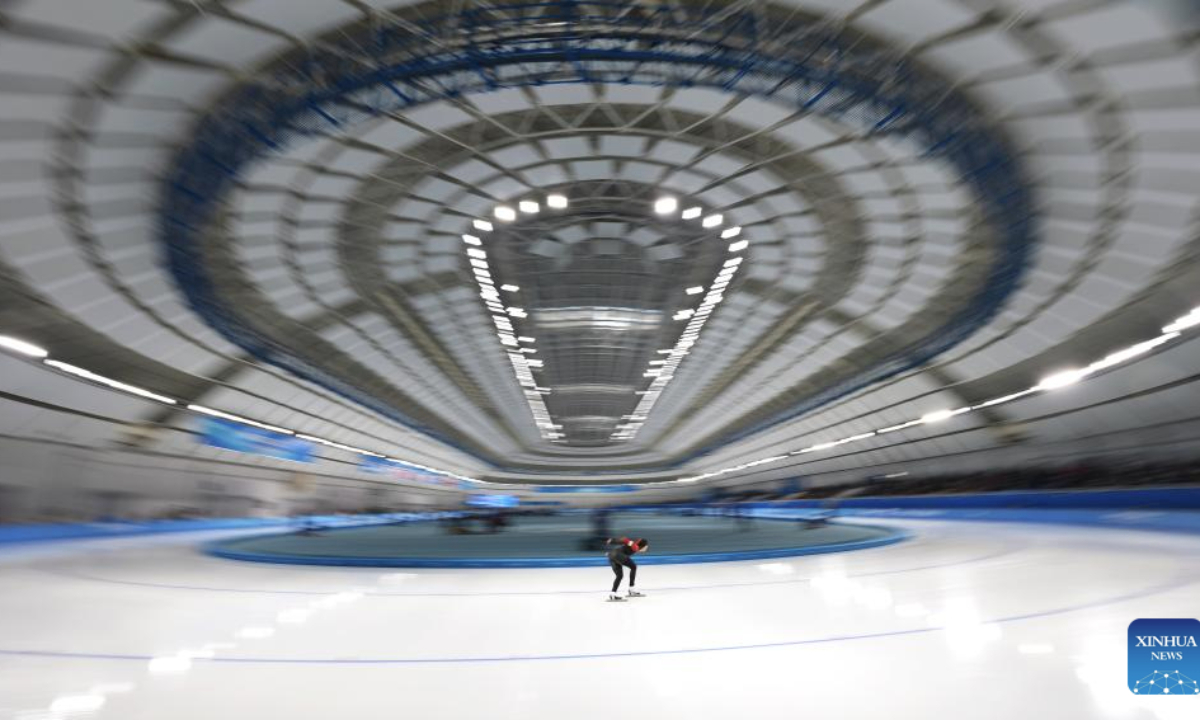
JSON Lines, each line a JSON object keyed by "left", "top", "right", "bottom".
{"left": 3, "top": 519, "right": 1199, "bottom": 719}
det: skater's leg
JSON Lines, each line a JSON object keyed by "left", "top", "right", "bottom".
{"left": 627, "top": 559, "right": 637, "bottom": 589}
{"left": 611, "top": 562, "right": 624, "bottom": 593}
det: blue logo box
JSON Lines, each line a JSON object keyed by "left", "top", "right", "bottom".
{"left": 1129, "top": 619, "right": 1200, "bottom": 695}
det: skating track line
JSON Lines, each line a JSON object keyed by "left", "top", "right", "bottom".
{"left": 38, "top": 542, "right": 1022, "bottom": 598}
{"left": 2, "top": 571, "right": 1195, "bottom": 666}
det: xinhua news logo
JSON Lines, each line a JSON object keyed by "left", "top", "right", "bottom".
{"left": 1129, "top": 619, "right": 1200, "bottom": 695}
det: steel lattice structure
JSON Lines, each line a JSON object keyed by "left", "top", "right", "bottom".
{"left": 160, "top": 0, "right": 1034, "bottom": 468}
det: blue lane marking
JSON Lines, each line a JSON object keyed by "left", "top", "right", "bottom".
{"left": 3, "top": 572, "right": 1195, "bottom": 666}
{"left": 42, "top": 542, "right": 1020, "bottom": 598}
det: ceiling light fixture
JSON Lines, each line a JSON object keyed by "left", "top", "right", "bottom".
{"left": 617, "top": 201, "right": 747, "bottom": 443}
{"left": 1037, "top": 369, "right": 1086, "bottom": 390}
{"left": 187, "top": 404, "right": 289, "bottom": 433}
{"left": 45, "top": 360, "right": 177, "bottom": 405}
{"left": 1163, "top": 307, "right": 1200, "bottom": 333}
{"left": 677, "top": 310, "right": 1200, "bottom": 485}
{"left": 919, "top": 409, "right": 957, "bottom": 424}
{"left": 654, "top": 197, "right": 678, "bottom": 214}
{"left": 0, "top": 335, "right": 48, "bottom": 358}
{"left": 471, "top": 201, "right": 557, "bottom": 440}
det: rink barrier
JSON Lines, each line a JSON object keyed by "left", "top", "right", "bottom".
{"left": 798, "top": 508, "right": 1200, "bottom": 534}
{"left": 203, "top": 521, "right": 910, "bottom": 568}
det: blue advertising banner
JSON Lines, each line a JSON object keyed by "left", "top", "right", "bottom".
{"left": 465, "top": 494, "right": 519, "bottom": 508}
{"left": 535, "top": 485, "right": 637, "bottom": 494}
{"left": 199, "top": 417, "right": 313, "bottom": 463}
{"left": 358, "top": 455, "right": 459, "bottom": 487}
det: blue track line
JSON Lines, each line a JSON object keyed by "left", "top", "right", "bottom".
{"left": 3, "top": 571, "right": 1194, "bottom": 666}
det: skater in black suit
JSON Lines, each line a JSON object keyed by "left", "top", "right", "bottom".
{"left": 606, "top": 536, "right": 648, "bottom": 601}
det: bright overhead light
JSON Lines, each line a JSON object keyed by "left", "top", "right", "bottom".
{"left": 519, "top": 200, "right": 539, "bottom": 213}
{"left": 494, "top": 206, "right": 516, "bottom": 222}
{"left": 702, "top": 214, "right": 723, "bottom": 228}
{"left": 724, "top": 257, "right": 743, "bottom": 267}
{"left": 187, "top": 405, "right": 290, "bottom": 434}
{"left": 682, "top": 206, "right": 702, "bottom": 220}
{"left": 685, "top": 286, "right": 704, "bottom": 295}
{"left": 500, "top": 284, "right": 519, "bottom": 292}
{"left": 728, "top": 239, "right": 749, "bottom": 252}
{"left": 469, "top": 259, "right": 488, "bottom": 269}
{"left": 546, "top": 194, "right": 568, "bottom": 209}
{"left": 1087, "top": 333, "right": 1179, "bottom": 372}
{"left": 0, "top": 335, "right": 48, "bottom": 358}
{"left": 46, "top": 360, "right": 177, "bottom": 404}
{"left": 517, "top": 336, "right": 536, "bottom": 343}
{"left": 461, "top": 233, "right": 482, "bottom": 245}
{"left": 1163, "top": 307, "right": 1200, "bottom": 333}
{"left": 920, "top": 409, "right": 955, "bottom": 424}
{"left": 721, "top": 226, "right": 742, "bottom": 239}
{"left": 654, "top": 197, "right": 678, "bottom": 214}
{"left": 467, "top": 248, "right": 486, "bottom": 259}
{"left": 840, "top": 432, "right": 876, "bottom": 443}
{"left": 473, "top": 219, "right": 494, "bottom": 231}
{"left": 1037, "top": 369, "right": 1086, "bottom": 390}
{"left": 971, "top": 389, "right": 1038, "bottom": 410}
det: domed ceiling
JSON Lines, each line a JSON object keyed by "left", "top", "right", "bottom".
{"left": 0, "top": 0, "right": 1197, "bottom": 482}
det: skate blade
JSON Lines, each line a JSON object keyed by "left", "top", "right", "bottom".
{"left": 606, "top": 597, "right": 627, "bottom": 602}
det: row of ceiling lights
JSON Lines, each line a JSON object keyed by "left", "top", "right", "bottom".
{"left": 6, "top": 303, "right": 1195, "bottom": 490}
{"left": 611, "top": 196, "right": 745, "bottom": 442}
{"left": 0, "top": 336, "right": 479, "bottom": 484}
{"left": 464, "top": 193, "right": 570, "bottom": 442}
{"left": 674, "top": 305, "right": 1200, "bottom": 483}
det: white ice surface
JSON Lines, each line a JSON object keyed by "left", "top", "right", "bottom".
{"left": 1, "top": 520, "right": 1199, "bottom": 719}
